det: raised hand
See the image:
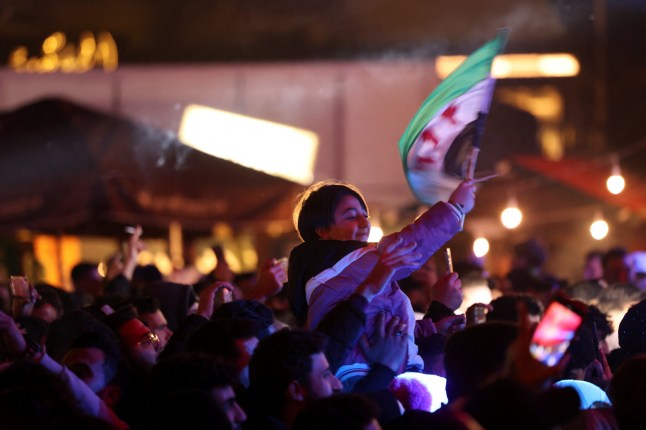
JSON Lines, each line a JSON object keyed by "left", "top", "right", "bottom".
{"left": 196, "top": 281, "right": 233, "bottom": 319}
{"left": 430, "top": 272, "right": 463, "bottom": 311}
{"left": 448, "top": 180, "right": 476, "bottom": 214}
{"left": 250, "top": 258, "right": 287, "bottom": 301}
{"left": 358, "top": 238, "right": 422, "bottom": 302}
{"left": 378, "top": 237, "right": 423, "bottom": 275}
{"left": 123, "top": 225, "right": 145, "bottom": 280}
{"left": 360, "top": 312, "right": 408, "bottom": 373}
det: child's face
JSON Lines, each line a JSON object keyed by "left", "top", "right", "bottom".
{"left": 318, "top": 195, "right": 371, "bottom": 242}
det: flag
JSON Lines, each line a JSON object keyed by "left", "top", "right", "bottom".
{"left": 398, "top": 31, "right": 508, "bottom": 205}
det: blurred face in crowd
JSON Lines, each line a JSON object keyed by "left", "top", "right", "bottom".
{"left": 138, "top": 310, "right": 172, "bottom": 351}
{"left": 305, "top": 352, "right": 342, "bottom": 400}
{"left": 211, "top": 385, "right": 247, "bottom": 430}
{"left": 604, "top": 256, "right": 629, "bottom": 285}
{"left": 63, "top": 347, "right": 108, "bottom": 393}
{"left": 317, "top": 195, "right": 370, "bottom": 242}
{"left": 584, "top": 255, "right": 603, "bottom": 281}
{"left": 32, "top": 302, "right": 59, "bottom": 324}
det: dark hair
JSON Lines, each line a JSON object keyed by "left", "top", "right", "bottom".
{"left": 486, "top": 294, "right": 543, "bottom": 323}
{"left": 104, "top": 304, "right": 139, "bottom": 333}
{"left": 150, "top": 388, "right": 232, "bottom": 430}
{"left": 132, "top": 264, "right": 163, "bottom": 291}
{"left": 618, "top": 299, "right": 646, "bottom": 353}
{"left": 507, "top": 269, "right": 554, "bottom": 294}
{"left": 248, "top": 329, "right": 327, "bottom": 415}
{"left": 212, "top": 299, "right": 274, "bottom": 339}
{"left": 444, "top": 322, "right": 518, "bottom": 401}
{"left": 563, "top": 325, "right": 596, "bottom": 376}
{"left": 294, "top": 181, "right": 368, "bottom": 242}
{"left": 188, "top": 318, "right": 258, "bottom": 363}
{"left": 608, "top": 354, "right": 646, "bottom": 430}
{"left": 149, "top": 353, "right": 238, "bottom": 400}
{"left": 46, "top": 309, "right": 118, "bottom": 363}
{"left": 464, "top": 379, "right": 579, "bottom": 430}
{"left": 70, "top": 262, "right": 99, "bottom": 283}
{"left": 34, "top": 283, "right": 64, "bottom": 318}
{"left": 68, "top": 331, "right": 123, "bottom": 384}
{"left": 292, "top": 393, "right": 379, "bottom": 430}
{"left": 602, "top": 247, "right": 628, "bottom": 269}
{"left": 132, "top": 296, "right": 162, "bottom": 315}
{"left": 585, "top": 304, "right": 613, "bottom": 338}
{"left": 514, "top": 239, "right": 546, "bottom": 269}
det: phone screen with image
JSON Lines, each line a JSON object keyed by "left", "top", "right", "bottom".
{"left": 530, "top": 299, "right": 583, "bottom": 367}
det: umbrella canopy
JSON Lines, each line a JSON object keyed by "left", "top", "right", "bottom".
{"left": 0, "top": 98, "right": 303, "bottom": 235}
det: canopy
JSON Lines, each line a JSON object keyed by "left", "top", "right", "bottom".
{"left": 0, "top": 98, "right": 304, "bottom": 235}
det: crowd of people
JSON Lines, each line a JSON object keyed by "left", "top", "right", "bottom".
{"left": 1, "top": 179, "right": 646, "bottom": 429}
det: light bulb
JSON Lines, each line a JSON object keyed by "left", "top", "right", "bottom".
{"left": 473, "top": 238, "right": 490, "bottom": 257}
{"left": 501, "top": 207, "right": 522, "bottom": 229}
{"left": 590, "top": 219, "right": 609, "bottom": 240}
{"left": 607, "top": 175, "right": 625, "bottom": 194}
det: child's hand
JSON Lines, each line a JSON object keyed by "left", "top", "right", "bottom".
{"left": 449, "top": 180, "right": 476, "bottom": 214}
{"left": 376, "top": 237, "right": 422, "bottom": 276}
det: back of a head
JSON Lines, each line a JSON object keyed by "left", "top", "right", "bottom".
{"left": 487, "top": 294, "right": 543, "bottom": 323}
{"left": 506, "top": 269, "right": 554, "bottom": 295}
{"left": 132, "top": 264, "right": 163, "bottom": 289}
{"left": 132, "top": 296, "right": 161, "bottom": 315}
{"left": 188, "top": 318, "right": 258, "bottom": 363}
{"left": 609, "top": 354, "right": 646, "bottom": 430}
{"left": 70, "top": 262, "right": 99, "bottom": 284}
{"left": 513, "top": 239, "right": 547, "bottom": 270}
{"left": 444, "top": 322, "right": 518, "bottom": 401}
{"left": 149, "top": 353, "right": 237, "bottom": 404}
{"left": 293, "top": 180, "right": 367, "bottom": 242}
{"left": 248, "top": 329, "right": 326, "bottom": 415}
{"left": 618, "top": 298, "right": 646, "bottom": 353}
{"left": 142, "top": 281, "right": 197, "bottom": 332}
{"left": 464, "top": 379, "right": 579, "bottom": 430}
{"left": 151, "top": 388, "right": 232, "bottom": 430}
{"left": 46, "top": 309, "right": 116, "bottom": 363}
{"left": 212, "top": 300, "right": 274, "bottom": 339}
{"left": 292, "top": 393, "right": 379, "bottom": 430}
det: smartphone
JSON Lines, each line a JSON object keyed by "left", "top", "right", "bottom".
{"left": 10, "top": 276, "right": 30, "bottom": 300}
{"left": 275, "top": 257, "right": 289, "bottom": 285}
{"left": 467, "top": 303, "right": 487, "bottom": 326}
{"left": 530, "top": 298, "right": 585, "bottom": 367}
{"left": 214, "top": 285, "right": 233, "bottom": 307}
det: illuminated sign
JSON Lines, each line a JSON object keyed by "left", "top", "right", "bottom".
{"left": 8, "top": 31, "right": 118, "bottom": 73}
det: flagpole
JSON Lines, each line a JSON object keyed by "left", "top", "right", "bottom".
{"left": 466, "top": 76, "right": 497, "bottom": 180}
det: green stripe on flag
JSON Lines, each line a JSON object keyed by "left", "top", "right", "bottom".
{"left": 398, "top": 31, "right": 508, "bottom": 170}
